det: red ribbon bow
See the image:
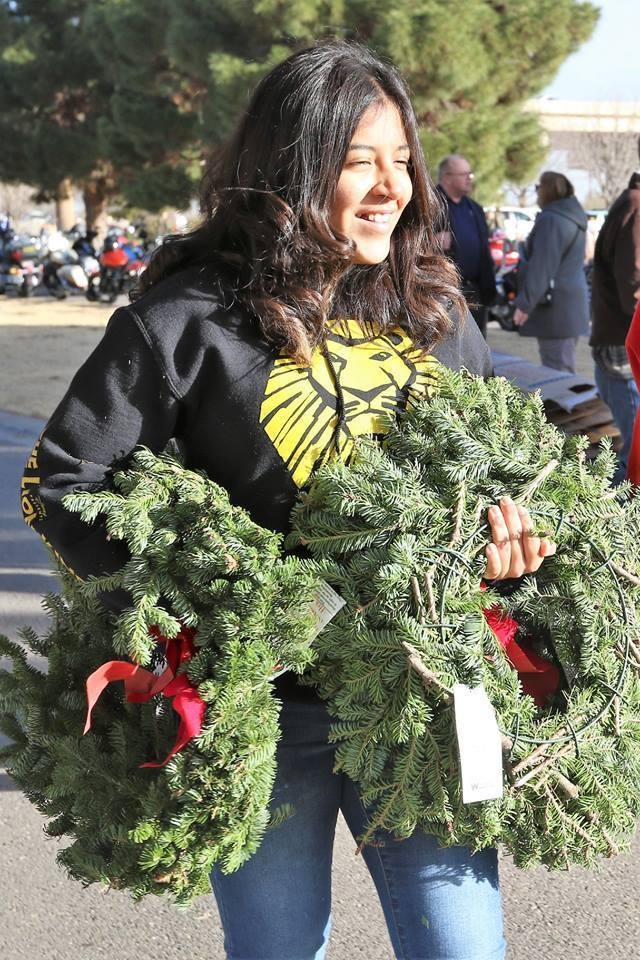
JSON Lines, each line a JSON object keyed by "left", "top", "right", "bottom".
{"left": 84, "top": 625, "right": 206, "bottom": 767}
{"left": 482, "top": 602, "right": 560, "bottom": 707}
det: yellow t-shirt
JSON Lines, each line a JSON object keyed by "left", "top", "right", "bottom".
{"left": 260, "top": 318, "right": 441, "bottom": 487}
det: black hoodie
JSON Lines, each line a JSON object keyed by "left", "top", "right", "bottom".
{"left": 21, "top": 263, "right": 492, "bottom": 694}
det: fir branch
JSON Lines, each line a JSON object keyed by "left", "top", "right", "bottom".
{"left": 449, "top": 482, "right": 466, "bottom": 546}
{"left": 423, "top": 572, "right": 438, "bottom": 622}
{"left": 402, "top": 642, "right": 453, "bottom": 701}
{"left": 520, "top": 459, "right": 559, "bottom": 502}
{"left": 609, "top": 561, "right": 640, "bottom": 587}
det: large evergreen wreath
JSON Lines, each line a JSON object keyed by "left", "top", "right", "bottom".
{"left": 0, "top": 455, "right": 318, "bottom": 905}
{"left": 2, "top": 368, "right": 640, "bottom": 905}
{"left": 289, "top": 370, "right": 640, "bottom": 866}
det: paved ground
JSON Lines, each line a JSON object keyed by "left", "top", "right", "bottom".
{"left": 2, "top": 323, "right": 640, "bottom": 959}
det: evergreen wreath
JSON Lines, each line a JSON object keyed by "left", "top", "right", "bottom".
{"left": 0, "top": 452, "right": 318, "bottom": 905}
{"left": 288, "top": 369, "right": 640, "bottom": 867}
{"left": 2, "top": 369, "right": 640, "bottom": 906}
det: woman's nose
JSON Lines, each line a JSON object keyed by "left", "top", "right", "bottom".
{"left": 371, "top": 166, "right": 405, "bottom": 200}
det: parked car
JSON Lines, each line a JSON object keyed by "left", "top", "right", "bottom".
{"left": 486, "top": 206, "right": 537, "bottom": 244}
{"left": 489, "top": 229, "right": 520, "bottom": 271}
{"left": 584, "top": 209, "right": 607, "bottom": 263}
{"left": 486, "top": 206, "right": 536, "bottom": 271}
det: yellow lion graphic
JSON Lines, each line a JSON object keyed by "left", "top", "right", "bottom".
{"left": 260, "top": 319, "right": 440, "bottom": 487}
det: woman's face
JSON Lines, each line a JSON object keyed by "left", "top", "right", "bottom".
{"left": 330, "top": 100, "right": 413, "bottom": 264}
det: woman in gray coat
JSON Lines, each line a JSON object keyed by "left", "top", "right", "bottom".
{"left": 513, "top": 171, "right": 589, "bottom": 373}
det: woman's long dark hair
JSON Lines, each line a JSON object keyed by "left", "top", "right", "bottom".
{"left": 537, "top": 171, "right": 575, "bottom": 207}
{"left": 134, "top": 40, "right": 465, "bottom": 362}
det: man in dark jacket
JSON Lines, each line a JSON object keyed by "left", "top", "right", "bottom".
{"left": 437, "top": 155, "right": 496, "bottom": 336}
{"left": 590, "top": 170, "right": 640, "bottom": 483}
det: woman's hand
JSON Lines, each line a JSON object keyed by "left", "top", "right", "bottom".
{"left": 483, "top": 496, "right": 556, "bottom": 580}
{"left": 512, "top": 307, "right": 528, "bottom": 327}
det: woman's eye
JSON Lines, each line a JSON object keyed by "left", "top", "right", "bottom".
{"left": 346, "top": 158, "right": 410, "bottom": 170}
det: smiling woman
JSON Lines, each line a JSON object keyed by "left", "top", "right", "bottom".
{"left": 135, "top": 41, "right": 467, "bottom": 365}
{"left": 21, "top": 39, "right": 556, "bottom": 960}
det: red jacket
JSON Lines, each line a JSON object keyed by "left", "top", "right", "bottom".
{"left": 625, "top": 301, "right": 640, "bottom": 484}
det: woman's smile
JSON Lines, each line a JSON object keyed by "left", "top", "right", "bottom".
{"left": 355, "top": 210, "right": 396, "bottom": 227}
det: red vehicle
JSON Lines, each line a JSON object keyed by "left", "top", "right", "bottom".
{"left": 489, "top": 229, "right": 520, "bottom": 271}
{"left": 100, "top": 247, "right": 129, "bottom": 270}
{"left": 87, "top": 237, "right": 147, "bottom": 303}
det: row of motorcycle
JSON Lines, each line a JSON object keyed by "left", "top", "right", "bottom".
{"left": 0, "top": 228, "right": 152, "bottom": 303}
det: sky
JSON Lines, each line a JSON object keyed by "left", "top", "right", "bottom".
{"left": 542, "top": 0, "right": 640, "bottom": 101}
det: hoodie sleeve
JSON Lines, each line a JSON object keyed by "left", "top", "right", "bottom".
{"left": 431, "top": 308, "right": 493, "bottom": 378}
{"left": 21, "top": 307, "right": 181, "bottom": 591}
{"left": 514, "top": 214, "right": 566, "bottom": 315}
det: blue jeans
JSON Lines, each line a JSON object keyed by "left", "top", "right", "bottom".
{"left": 210, "top": 699, "right": 506, "bottom": 960}
{"left": 594, "top": 360, "right": 640, "bottom": 485}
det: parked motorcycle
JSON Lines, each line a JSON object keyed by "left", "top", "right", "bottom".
{"left": 42, "top": 249, "right": 100, "bottom": 298}
{"left": 0, "top": 237, "right": 42, "bottom": 296}
{"left": 86, "top": 236, "right": 147, "bottom": 303}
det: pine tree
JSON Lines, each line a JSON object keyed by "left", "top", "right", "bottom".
{"left": 0, "top": 0, "right": 599, "bottom": 224}
{"left": 0, "top": 1, "right": 196, "bottom": 229}
{"left": 165, "top": 0, "right": 600, "bottom": 199}
{"left": 0, "top": 0, "right": 107, "bottom": 228}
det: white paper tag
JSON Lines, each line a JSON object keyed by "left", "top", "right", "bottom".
{"left": 309, "top": 579, "right": 346, "bottom": 637}
{"left": 270, "top": 580, "right": 345, "bottom": 680}
{"left": 453, "top": 683, "right": 504, "bottom": 804}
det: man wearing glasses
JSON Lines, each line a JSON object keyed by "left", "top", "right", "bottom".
{"left": 437, "top": 155, "right": 496, "bottom": 336}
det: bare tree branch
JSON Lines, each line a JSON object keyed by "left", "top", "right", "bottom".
{"left": 555, "top": 130, "right": 640, "bottom": 207}
{"left": 0, "top": 182, "right": 35, "bottom": 222}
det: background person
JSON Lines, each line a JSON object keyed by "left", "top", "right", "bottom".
{"left": 22, "top": 41, "right": 555, "bottom": 960}
{"left": 625, "top": 294, "right": 640, "bottom": 486}
{"left": 590, "top": 170, "right": 640, "bottom": 485}
{"left": 512, "top": 171, "right": 589, "bottom": 374}
{"left": 71, "top": 229, "right": 98, "bottom": 258}
{"left": 436, "top": 154, "right": 496, "bottom": 336}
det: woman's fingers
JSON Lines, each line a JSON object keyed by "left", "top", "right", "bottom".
{"left": 483, "top": 498, "right": 556, "bottom": 580}
{"left": 484, "top": 497, "right": 525, "bottom": 579}
{"left": 518, "top": 503, "right": 542, "bottom": 572}
{"left": 499, "top": 497, "right": 526, "bottom": 578}
{"left": 540, "top": 538, "right": 557, "bottom": 557}
{"left": 485, "top": 504, "right": 509, "bottom": 578}
{"left": 518, "top": 503, "right": 557, "bottom": 571}
{"left": 484, "top": 542, "right": 502, "bottom": 580}
{"left": 485, "top": 499, "right": 519, "bottom": 579}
